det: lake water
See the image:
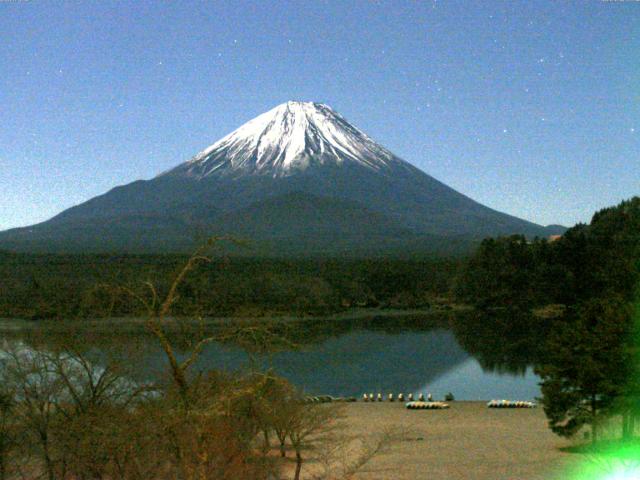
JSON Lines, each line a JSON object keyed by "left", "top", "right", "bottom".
{"left": 188, "top": 328, "right": 540, "bottom": 400}
{"left": 2, "top": 311, "right": 544, "bottom": 401}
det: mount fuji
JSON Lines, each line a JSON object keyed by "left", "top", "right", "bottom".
{"left": 0, "top": 102, "right": 563, "bottom": 256}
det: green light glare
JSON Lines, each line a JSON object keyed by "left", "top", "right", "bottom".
{"left": 603, "top": 466, "right": 640, "bottom": 480}
{"left": 554, "top": 288, "right": 640, "bottom": 480}
{"left": 562, "top": 443, "right": 640, "bottom": 480}
{"left": 602, "top": 465, "right": 640, "bottom": 480}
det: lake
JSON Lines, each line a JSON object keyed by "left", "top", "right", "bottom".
{"left": 1, "top": 310, "right": 546, "bottom": 401}
{"left": 4, "top": 314, "right": 541, "bottom": 400}
{"left": 185, "top": 328, "right": 540, "bottom": 400}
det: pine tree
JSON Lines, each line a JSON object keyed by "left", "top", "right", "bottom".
{"left": 536, "top": 298, "right": 632, "bottom": 443}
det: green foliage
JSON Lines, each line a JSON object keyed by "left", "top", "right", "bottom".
{"left": 456, "top": 197, "right": 640, "bottom": 309}
{"left": 536, "top": 299, "right": 633, "bottom": 441}
{"left": 457, "top": 197, "right": 640, "bottom": 442}
{"left": 0, "top": 255, "right": 461, "bottom": 320}
{"left": 455, "top": 235, "right": 540, "bottom": 308}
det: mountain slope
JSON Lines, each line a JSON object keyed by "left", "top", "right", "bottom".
{"left": 0, "top": 101, "right": 562, "bottom": 255}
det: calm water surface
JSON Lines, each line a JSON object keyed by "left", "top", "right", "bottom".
{"left": 3, "top": 311, "right": 544, "bottom": 401}
{"left": 191, "top": 328, "right": 540, "bottom": 400}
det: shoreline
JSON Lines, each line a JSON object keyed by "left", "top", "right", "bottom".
{"left": 0, "top": 305, "right": 471, "bottom": 332}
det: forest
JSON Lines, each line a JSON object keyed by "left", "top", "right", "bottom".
{"left": 0, "top": 253, "right": 461, "bottom": 321}
{"left": 1, "top": 198, "right": 638, "bottom": 324}
{"left": 456, "top": 197, "right": 640, "bottom": 309}
{"left": 458, "top": 197, "right": 640, "bottom": 443}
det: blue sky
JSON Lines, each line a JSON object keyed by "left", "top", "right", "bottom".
{"left": 1, "top": 0, "right": 638, "bottom": 230}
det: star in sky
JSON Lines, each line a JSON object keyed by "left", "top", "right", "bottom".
{"left": 2, "top": 0, "right": 637, "bottom": 231}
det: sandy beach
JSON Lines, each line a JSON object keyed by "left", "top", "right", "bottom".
{"left": 330, "top": 401, "right": 581, "bottom": 480}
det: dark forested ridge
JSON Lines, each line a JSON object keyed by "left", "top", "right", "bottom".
{"left": 457, "top": 197, "right": 640, "bottom": 442}
{"left": 455, "top": 196, "right": 640, "bottom": 309}
{"left": 0, "top": 253, "right": 462, "bottom": 320}
{"left": 3, "top": 197, "right": 637, "bottom": 323}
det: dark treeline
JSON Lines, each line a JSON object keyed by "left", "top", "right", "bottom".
{"left": 456, "top": 197, "right": 640, "bottom": 309}
{"left": 0, "top": 253, "right": 462, "bottom": 320}
{"left": 458, "top": 197, "right": 640, "bottom": 444}
{"left": 449, "top": 309, "right": 552, "bottom": 376}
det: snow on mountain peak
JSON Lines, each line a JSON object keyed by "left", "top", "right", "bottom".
{"left": 165, "top": 101, "right": 401, "bottom": 179}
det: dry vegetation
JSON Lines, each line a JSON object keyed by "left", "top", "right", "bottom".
{"left": 0, "top": 344, "right": 405, "bottom": 480}
{"left": 0, "top": 239, "right": 402, "bottom": 480}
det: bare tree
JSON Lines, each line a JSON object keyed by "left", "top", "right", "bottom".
{"left": 1, "top": 238, "right": 349, "bottom": 480}
{"left": 0, "top": 386, "right": 17, "bottom": 480}
{"left": 1, "top": 337, "right": 155, "bottom": 480}
{"left": 2, "top": 345, "right": 66, "bottom": 480}
{"left": 49, "top": 345, "right": 150, "bottom": 480}
{"left": 92, "top": 237, "right": 286, "bottom": 480}
{"left": 315, "top": 427, "right": 406, "bottom": 480}
{"left": 287, "top": 402, "right": 342, "bottom": 480}
{"left": 98, "top": 237, "right": 241, "bottom": 406}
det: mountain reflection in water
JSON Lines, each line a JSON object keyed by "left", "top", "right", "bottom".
{"left": 4, "top": 311, "right": 546, "bottom": 400}
{"left": 191, "top": 329, "right": 470, "bottom": 397}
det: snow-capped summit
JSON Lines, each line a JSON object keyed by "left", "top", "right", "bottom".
{"left": 0, "top": 102, "right": 562, "bottom": 255}
{"left": 164, "top": 101, "right": 404, "bottom": 179}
